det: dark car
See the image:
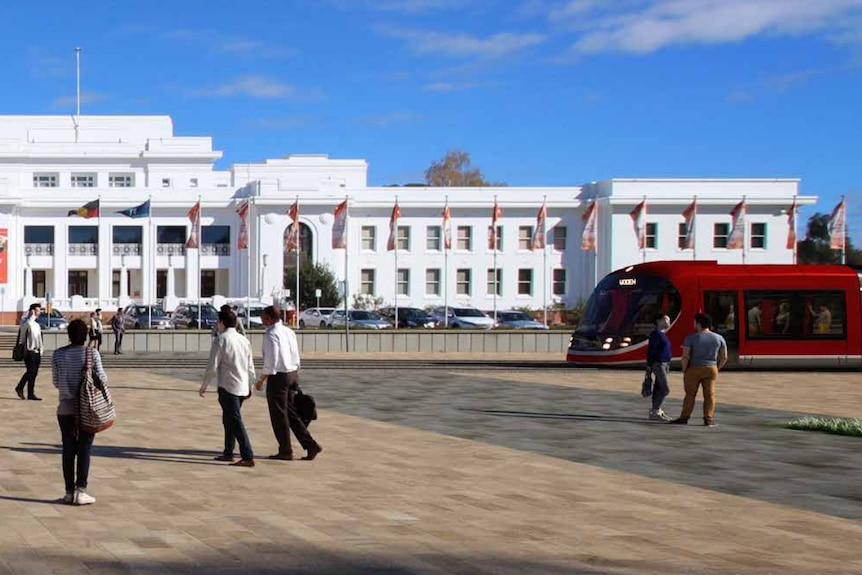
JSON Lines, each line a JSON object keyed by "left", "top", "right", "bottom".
{"left": 20, "top": 309, "right": 69, "bottom": 331}
{"left": 122, "top": 305, "right": 173, "bottom": 330}
{"left": 171, "top": 304, "right": 219, "bottom": 329}
{"left": 378, "top": 307, "right": 437, "bottom": 328}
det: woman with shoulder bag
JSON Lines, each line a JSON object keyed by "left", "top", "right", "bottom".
{"left": 52, "top": 319, "right": 107, "bottom": 505}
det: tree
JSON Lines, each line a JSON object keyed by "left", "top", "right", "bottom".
{"left": 424, "top": 149, "right": 505, "bottom": 187}
{"left": 797, "top": 212, "right": 861, "bottom": 265}
{"left": 283, "top": 261, "right": 342, "bottom": 310}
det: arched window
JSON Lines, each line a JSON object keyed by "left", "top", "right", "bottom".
{"left": 284, "top": 222, "right": 313, "bottom": 268}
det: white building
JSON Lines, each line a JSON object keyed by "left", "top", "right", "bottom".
{"left": 0, "top": 115, "right": 815, "bottom": 320}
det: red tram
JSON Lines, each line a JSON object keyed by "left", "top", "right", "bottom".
{"left": 566, "top": 261, "right": 862, "bottom": 369}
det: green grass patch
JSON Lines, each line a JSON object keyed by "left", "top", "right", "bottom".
{"left": 786, "top": 416, "right": 862, "bottom": 437}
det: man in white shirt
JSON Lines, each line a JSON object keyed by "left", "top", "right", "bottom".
{"left": 255, "top": 305, "right": 322, "bottom": 461}
{"left": 16, "top": 303, "right": 44, "bottom": 400}
{"left": 200, "top": 310, "right": 256, "bottom": 467}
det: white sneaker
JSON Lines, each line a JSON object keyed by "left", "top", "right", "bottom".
{"left": 74, "top": 489, "right": 96, "bottom": 505}
{"left": 62, "top": 492, "right": 74, "bottom": 504}
{"left": 649, "top": 409, "right": 672, "bottom": 422}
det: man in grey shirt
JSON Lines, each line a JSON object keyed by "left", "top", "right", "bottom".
{"left": 670, "top": 312, "right": 727, "bottom": 427}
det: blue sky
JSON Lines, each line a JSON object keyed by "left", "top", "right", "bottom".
{"left": 1, "top": 0, "right": 860, "bottom": 239}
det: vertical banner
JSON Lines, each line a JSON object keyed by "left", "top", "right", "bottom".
{"left": 236, "top": 200, "right": 249, "bottom": 250}
{"left": 531, "top": 200, "right": 547, "bottom": 250}
{"left": 286, "top": 200, "right": 300, "bottom": 252}
{"left": 581, "top": 201, "right": 597, "bottom": 251}
{"left": 442, "top": 201, "right": 452, "bottom": 250}
{"left": 185, "top": 201, "right": 201, "bottom": 249}
{"left": 681, "top": 198, "right": 696, "bottom": 250}
{"left": 387, "top": 201, "right": 401, "bottom": 251}
{"left": 629, "top": 199, "right": 646, "bottom": 250}
{"left": 332, "top": 200, "right": 348, "bottom": 249}
{"left": 828, "top": 199, "right": 846, "bottom": 250}
{"left": 0, "top": 228, "right": 7, "bottom": 284}
{"left": 727, "top": 200, "right": 746, "bottom": 250}
{"left": 488, "top": 199, "right": 502, "bottom": 250}
{"left": 786, "top": 198, "right": 797, "bottom": 251}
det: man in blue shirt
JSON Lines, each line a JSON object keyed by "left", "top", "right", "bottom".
{"left": 646, "top": 315, "right": 672, "bottom": 421}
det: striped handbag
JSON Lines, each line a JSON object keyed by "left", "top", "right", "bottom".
{"left": 78, "top": 348, "right": 116, "bottom": 433}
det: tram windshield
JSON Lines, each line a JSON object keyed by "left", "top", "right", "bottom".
{"left": 571, "top": 272, "right": 681, "bottom": 351}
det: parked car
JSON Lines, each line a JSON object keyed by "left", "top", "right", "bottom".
{"left": 298, "top": 307, "right": 337, "bottom": 328}
{"left": 495, "top": 310, "right": 549, "bottom": 330}
{"left": 235, "top": 303, "right": 267, "bottom": 328}
{"left": 329, "top": 310, "right": 392, "bottom": 329}
{"left": 171, "top": 304, "right": 219, "bottom": 330}
{"left": 122, "top": 305, "right": 173, "bottom": 330}
{"left": 378, "top": 307, "right": 437, "bottom": 328}
{"left": 20, "top": 309, "right": 68, "bottom": 331}
{"left": 430, "top": 306, "right": 496, "bottom": 329}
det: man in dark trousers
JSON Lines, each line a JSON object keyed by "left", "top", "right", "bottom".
{"left": 111, "top": 308, "right": 125, "bottom": 355}
{"left": 255, "top": 305, "right": 322, "bottom": 461}
{"left": 646, "top": 315, "right": 672, "bottom": 421}
{"left": 16, "top": 302, "right": 44, "bottom": 400}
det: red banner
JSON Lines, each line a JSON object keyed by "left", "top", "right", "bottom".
{"left": 236, "top": 200, "right": 249, "bottom": 250}
{"left": 332, "top": 200, "right": 348, "bottom": 249}
{"left": 387, "top": 201, "right": 401, "bottom": 251}
{"left": 531, "top": 201, "right": 547, "bottom": 250}
{"left": 185, "top": 201, "right": 201, "bottom": 249}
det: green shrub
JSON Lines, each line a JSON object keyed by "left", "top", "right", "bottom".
{"left": 786, "top": 416, "right": 862, "bottom": 437}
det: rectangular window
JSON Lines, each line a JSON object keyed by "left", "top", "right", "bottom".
{"left": 426, "top": 226, "right": 442, "bottom": 251}
{"left": 457, "top": 226, "right": 472, "bottom": 251}
{"left": 553, "top": 226, "right": 567, "bottom": 250}
{"left": 518, "top": 269, "right": 533, "bottom": 295}
{"left": 713, "top": 223, "right": 730, "bottom": 249}
{"left": 361, "top": 226, "right": 376, "bottom": 251}
{"left": 69, "top": 226, "right": 98, "bottom": 244}
{"left": 750, "top": 223, "right": 767, "bottom": 249}
{"left": 202, "top": 225, "right": 230, "bottom": 244}
{"left": 33, "top": 270, "right": 47, "bottom": 298}
{"left": 156, "top": 270, "right": 168, "bottom": 299}
{"left": 486, "top": 268, "right": 502, "bottom": 296}
{"left": 518, "top": 226, "right": 533, "bottom": 250}
{"left": 112, "top": 269, "right": 130, "bottom": 298}
{"left": 743, "top": 290, "right": 846, "bottom": 339}
{"left": 397, "top": 226, "right": 410, "bottom": 251}
{"left": 201, "top": 270, "right": 216, "bottom": 297}
{"left": 456, "top": 268, "right": 472, "bottom": 295}
{"left": 33, "top": 173, "right": 58, "bottom": 187}
{"left": 24, "top": 226, "right": 54, "bottom": 244}
{"left": 109, "top": 173, "right": 134, "bottom": 187}
{"left": 161, "top": 178, "right": 171, "bottom": 188}
{"left": 68, "top": 270, "right": 88, "bottom": 297}
{"left": 553, "top": 269, "right": 566, "bottom": 296}
{"left": 113, "top": 226, "right": 143, "bottom": 244}
{"left": 190, "top": 178, "right": 199, "bottom": 188}
{"left": 157, "top": 226, "right": 187, "bottom": 244}
{"left": 646, "top": 223, "right": 658, "bottom": 249}
{"left": 425, "top": 269, "right": 441, "bottom": 296}
{"left": 486, "top": 225, "right": 503, "bottom": 251}
{"left": 360, "top": 269, "right": 375, "bottom": 295}
{"left": 397, "top": 268, "right": 410, "bottom": 296}
{"left": 71, "top": 173, "right": 96, "bottom": 187}
{"left": 678, "top": 223, "right": 689, "bottom": 250}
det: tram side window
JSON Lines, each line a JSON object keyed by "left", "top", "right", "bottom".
{"left": 743, "top": 291, "right": 845, "bottom": 339}
{"left": 703, "top": 291, "right": 738, "bottom": 345}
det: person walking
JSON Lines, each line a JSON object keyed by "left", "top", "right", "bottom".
{"left": 52, "top": 319, "right": 106, "bottom": 505}
{"left": 255, "top": 305, "right": 322, "bottom": 461}
{"left": 212, "top": 304, "right": 245, "bottom": 338}
{"left": 646, "top": 315, "right": 672, "bottom": 421}
{"left": 15, "top": 302, "right": 43, "bottom": 401}
{"left": 111, "top": 308, "right": 125, "bottom": 355}
{"left": 670, "top": 313, "right": 728, "bottom": 427}
{"left": 88, "top": 309, "right": 103, "bottom": 351}
{"left": 200, "top": 309, "right": 256, "bottom": 467}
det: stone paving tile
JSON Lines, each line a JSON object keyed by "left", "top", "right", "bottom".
{"left": 0, "top": 368, "right": 860, "bottom": 574}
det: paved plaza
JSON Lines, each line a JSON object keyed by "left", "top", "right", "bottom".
{"left": 0, "top": 361, "right": 861, "bottom": 574}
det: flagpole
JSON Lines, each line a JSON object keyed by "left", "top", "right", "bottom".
{"left": 792, "top": 198, "right": 798, "bottom": 265}
{"left": 492, "top": 195, "right": 498, "bottom": 326}
{"left": 443, "top": 196, "right": 449, "bottom": 329}
{"left": 542, "top": 195, "right": 548, "bottom": 328}
{"left": 841, "top": 194, "right": 846, "bottom": 265}
{"left": 197, "top": 194, "right": 202, "bottom": 328}
{"left": 295, "top": 194, "right": 300, "bottom": 327}
{"left": 247, "top": 190, "right": 253, "bottom": 326}
{"left": 742, "top": 195, "right": 747, "bottom": 265}
{"left": 692, "top": 195, "right": 697, "bottom": 261}
{"left": 394, "top": 195, "right": 399, "bottom": 330}
{"left": 594, "top": 199, "right": 599, "bottom": 291}
{"left": 148, "top": 195, "right": 153, "bottom": 330}
{"left": 344, "top": 194, "right": 350, "bottom": 352}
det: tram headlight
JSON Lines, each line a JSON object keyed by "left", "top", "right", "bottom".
{"left": 620, "top": 342, "right": 630, "bottom": 348}
{"left": 602, "top": 343, "right": 611, "bottom": 350}
{"left": 604, "top": 337, "right": 613, "bottom": 343}
{"left": 622, "top": 337, "right": 631, "bottom": 343}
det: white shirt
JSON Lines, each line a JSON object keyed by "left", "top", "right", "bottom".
{"left": 18, "top": 316, "right": 43, "bottom": 353}
{"left": 261, "top": 320, "right": 300, "bottom": 375}
{"left": 201, "top": 328, "right": 256, "bottom": 397}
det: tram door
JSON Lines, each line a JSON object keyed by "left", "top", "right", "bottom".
{"left": 703, "top": 291, "right": 739, "bottom": 363}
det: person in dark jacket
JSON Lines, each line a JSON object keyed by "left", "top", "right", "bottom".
{"left": 646, "top": 315, "right": 672, "bottom": 421}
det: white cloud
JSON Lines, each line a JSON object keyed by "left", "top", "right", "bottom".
{"left": 50, "top": 92, "right": 107, "bottom": 110}
{"left": 194, "top": 76, "right": 298, "bottom": 99}
{"left": 546, "top": 0, "right": 862, "bottom": 54}
{"left": 383, "top": 27, "right": 546, "bottom": 58}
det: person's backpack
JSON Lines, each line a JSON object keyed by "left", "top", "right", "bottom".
{"left": 12, "top": 323, "right": 27, "bottom": 362}
{"left": 295, "top": 388, "right": 317, "bottom": 427}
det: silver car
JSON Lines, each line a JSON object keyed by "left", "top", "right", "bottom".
{"left": 298, "top": 307, "right": 336, "bottom": 328}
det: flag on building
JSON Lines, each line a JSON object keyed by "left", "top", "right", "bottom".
{"left": 629, "top": 200, "right": 646, "bottom": 250}
{"left": 786, "top": 198, "right": 797, "bottom": 250}
{"left": 681, "top": 198, "right": 696, "bottom": 250}
{"left": 332, "top": 200, "right": 348, "bottom": 249}
{"left": 828, "top": 199, "right": 846, "bottom": 250}
{"left": 286, "top": 200, "right": 300, "bottom": 252}
{"left": 185, "top": 201, "right": 201, "bottom": 249}
{"left": 531, "top": 200, "right": 547, "bottom": 250}
{"left": 581, "top": 201, "right": 597, "bottom": 251}
{"left": 116, "top": 199, "right": 150, "bottom": 219}
{"left": 488, "top": 199, "right": 502, "bottom": 250}
{"left": 727, "top": 200, "right": 746, "bottom": 250}
{"left": 236, "top": 200, "right": 249, "bottom": 250}
{"left": 387, "top": 201, "right": 401, "bottom": 251}
{"left": 68, "top": 199, "right": 100, "bottom": 218}
{"left": 442, "top": 202, "right": 452, "bottom": 250}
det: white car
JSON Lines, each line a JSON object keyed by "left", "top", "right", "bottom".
{"left": 298, "top": 307, "right": 336, "bottom": 328}
{"left": 430, "top": 307, "right": 497, "bottom": 329}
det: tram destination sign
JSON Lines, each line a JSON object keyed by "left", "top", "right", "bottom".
{"left": 618, "top": 278, "right": 637, "bottom": 286}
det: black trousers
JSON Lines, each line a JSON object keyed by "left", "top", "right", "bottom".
{"left": 113, "top": 330, "right": 124, "bottom": 353}
{"left": 58, "top": 414, "right": 95, "bottom": 493}
{"left": 218, "top": 388, "right": 254, "bottom": 461}
{"left": 16, "top": 351, "right": 41, "bottom": 398}
{"left": 266, "top": 371, "right": 317, "bottom": 456}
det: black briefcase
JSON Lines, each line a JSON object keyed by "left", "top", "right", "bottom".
{"left": 295, "top": 388, "right": 318, "bottom": 427}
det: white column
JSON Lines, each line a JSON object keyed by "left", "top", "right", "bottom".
{"left": 120, "top": 263, "right": 129, "bottom": 298}
{"left": 24, "top": 266, "right": 33, "bottom": 297}
{"left": 167, "top": 262, "right": 176, "bottom": 299}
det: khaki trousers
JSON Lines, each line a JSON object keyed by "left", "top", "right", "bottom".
{"left": 680, "top": 365, "right": 718, "bottom": 422}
